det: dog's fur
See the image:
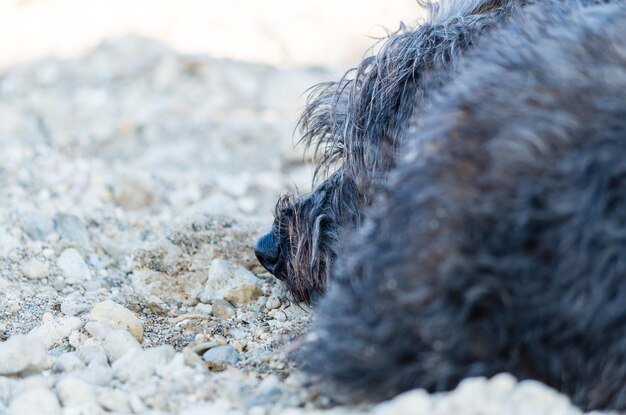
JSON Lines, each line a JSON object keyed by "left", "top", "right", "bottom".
{"left": 292, "top": 1, "right": 626, "bottom": 411}
{"left": 256, "top": 0, "right": 530, "bottom": 303}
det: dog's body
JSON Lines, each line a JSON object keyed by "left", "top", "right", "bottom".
{"left": 256, "top": 0, "right": 626, "bottom": 410}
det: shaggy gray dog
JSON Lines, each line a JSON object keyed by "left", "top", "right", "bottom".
{"left": 255, "top": 0, "right": 531, "bottom": 303}
{"left": 295, "top": 0, "right": 626, "bottom": 411}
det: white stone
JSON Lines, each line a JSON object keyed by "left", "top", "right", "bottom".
{"left": 55, "top": 377, "right": 97, "bottom": 408}
{"left": 265, "top": 296, "right": 281, "bottom": 310}
{"left": 53, "top": 353, "right": 85, "bottom": 373}
{"left": 84, "top": 321, "right": 113, "bottom": 340}
{"left": 270, "top": 310, "right": 287, "bottom": 322}
{"left": 0, "top": 334, "right": 48, "bottom": 375}
{"left": 112, "top": 345, "right": 175, "bottom": 383}
{"left": 96, "top": 387, "right": 131, "bottom": 413}
{"left": 372, "top": 389, "right": 432, "bottom": 415}
{"left": 199, "top": 259, "right": 259, "bottom": 304}
{"left": 60, "top": 296, "right": 90, "bottom": 316}
{"left": 195, "top": 303, "right": 213, "bottom": 315}
{"left": 30, "top": 316, "right": 83, "bottom": 348}
{"left": 0, "top": 376, "right": 13, "bottom": 404}
{"left": 8, "top": 388, "right": 61, "bottom": 415}
{"left": 22, "top": 258, "right": 49, "bottom": 279}
{"left": 103, "top": 329, "right": 142, "bottom": 362}
{"left": 90, "top": 300, "right": 143, "bottom": 342}
{"left": 76, "top": 344, "right": 108, "bottom": 366}
{"left": 511, "top": 379, "right": 576, "bottom": 413}
{"left": 489, "top": 373, "right": 517, "bottom": 396}
{"left": 57, "top": 248, "right": 92, "bottom": 283}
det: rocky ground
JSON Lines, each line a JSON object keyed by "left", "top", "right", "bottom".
{"left": 0, "top": 37, "right": 614, "bottom": 415}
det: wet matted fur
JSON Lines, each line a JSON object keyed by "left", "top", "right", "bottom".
{"left": 256, "top": 0, "right": 531, "bottom": 303}
{"left": 296, "top": 0, "right": 626, "bottom": 411}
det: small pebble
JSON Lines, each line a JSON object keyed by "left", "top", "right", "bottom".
{"left": 103, "top": 329, "right": 142, "bottom": 362}
{"left": 199, "top": 259, "right": 259, "bottom": 303}
{"left": 97, "top": 387, "right": 132, "bottom": 413}
{"left": 224, "top": 283, "right": 264, "bottom": 306}
{"left": 202, "top": 345, "right": 240, "bottom": 366}
{"left": 90, "top": 300, "right": 143, "bottom": 342}
{"left": 53, "top": 353, "right": 85, "bottom": 373}
{"left": 195, "top": 303, "right": 213, "bottom": 315}
{"left": 21, "top": 258, "right": 49, "bottom": 280}
{"left": 272, "top": 310, "right": 287, "bottom": 322}
{"left": 57, "top": 248, "right": 92, "bottom": 283}
{"left": 265, "top": 296, "right": 281, "bottom": 310}
{"left": 54, "top": 213, "right": 90, "bottom": 247}
{"left": 60, "top": 296, "right": 90, "bottom": 316}
{"left": 212, "top": 299, "right": 236, "bottom": 319}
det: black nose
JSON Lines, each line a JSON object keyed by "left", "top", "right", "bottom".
{"left": 255, "top": 228, "right": 280, "bottom": 274}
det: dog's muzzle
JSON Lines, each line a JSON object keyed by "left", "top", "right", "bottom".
{"left": 255, "top": 227, "right": 281, "bottom": 275}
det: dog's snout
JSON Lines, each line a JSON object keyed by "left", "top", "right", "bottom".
{"left": 255, "top": 228, "right": 280, "bottom": 273}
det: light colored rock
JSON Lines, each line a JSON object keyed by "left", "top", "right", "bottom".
{"left": 22, "top": 258, "right": 49, "bottom": 279}
{"left": 372, "top": 389, "right": 432, "bottom": 415}
{"left": 195, "top": 303, "right": 213, "bottom": 315}
{"left": 0, "top": 334, "right": 48, "bottom": 375}
{"left": 180, "top": 403, "right": 236, "bottom": 415}
{"left": 96, "top": 387, "right": 131, "bottom": 413}
{"left": 8, "top": 388, "right": 61, "bottom": 415}
{"left": 84, "top": 321, "right": 113, "bottom": 340}
{"left": 265, "top": 296, "right": 281, "bottom": 310}
{"left": 30, "top": 316, "right": 83, "bottom": 348}
{"left": 212, "top": 299, "right": 236, "bottom": 319}
{"left": 510, "top": 379, "right": 576, "bottom": 413}
{"left": 112, "top": 345, "right": 175, "bottom": 383}
{"left": 22, "top": 212, "right": 54, "bottom": 241}
{"left": 269, "top": 310, "right": 287, "bottom": 322}
{"left": 283, "top": 304, "right": 310, "bottom": 319}
{"left": 53, "top": 353, "right": 85, "bottom": 373}
{"left": 74, "top": 363, "right": 114, "bottom": 386}
{"left": 76, "top": 344, "right": 108, "bottom": 366}
{"left": 90, "top": 300, "right": 143, "bottom": 342}
{"left": 199, "top": 259, "right": 259, "bottom": 303}
{"left": 202, "top": 345, "right": 239, "bottom": 367}
{"left": 103, "top": 329, "right": 142, "bottom": 362}
{"left": 489, "top": 373, "right": 517, "bottom": 395}
{"left": 54, "top": 213, "right": 90, "bottom": 248}
{"left": 182, "top": 347, "right": 205, "bottom": 368}
{"left": 224, "top": 283, "right": 264, "bottom": 306}
{"left": 60, "top": 296, "right": 90, "bottom": 316}
{"left": 68, "top": 329, "right": 88, "bottom": 348}
{"left": 57, "top": 248, "right": 92, "bottom": 283}
{"left": 130, "top": 240, "right": 206, "bottom": 305}
{"left": 0, "top": 376, "right": 12, "bottom": 404}
{"left": 55, "top": 377, "right": 97, "bottom": 408}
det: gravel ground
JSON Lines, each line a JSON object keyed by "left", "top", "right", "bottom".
{"left": 0, "top": 37, "right": 615, "bottom": 415}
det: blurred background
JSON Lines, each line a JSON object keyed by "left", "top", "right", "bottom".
{"left": 0, "top": 0, "right": 424, "bottom": 227}
{"left": 2, "top": 0, "right": 421, "bottom": 70}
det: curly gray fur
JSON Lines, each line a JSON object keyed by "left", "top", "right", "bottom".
{"left": 257, "top": 0, "right": 531, "bottom": 303}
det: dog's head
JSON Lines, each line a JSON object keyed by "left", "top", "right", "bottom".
{"left": 255, "top": 171, "right": 362, "bottom": 304}
{"left": 256, "top": 0, "right": 513, "bottom": 303}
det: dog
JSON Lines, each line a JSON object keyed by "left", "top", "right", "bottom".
{"left": 254, "top": 0, "right": 534, "bottom": 304}
{"left": 285, "top": 0, "right": 625, "bottom": 411}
